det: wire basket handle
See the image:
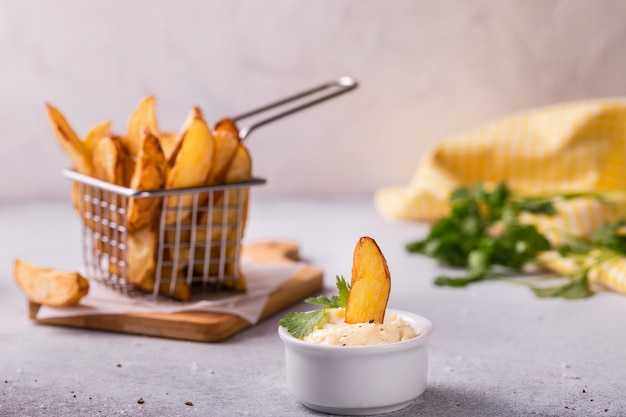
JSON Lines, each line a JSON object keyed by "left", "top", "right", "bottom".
{"left": 232, "top": 76, "right": 358, "bottom": 140}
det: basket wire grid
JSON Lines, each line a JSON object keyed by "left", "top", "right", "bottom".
{"left": 67, "top": 169, "right": 266, "bottom": 298}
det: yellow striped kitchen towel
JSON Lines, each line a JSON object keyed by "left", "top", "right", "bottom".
{"left": 375, "top": 99, "right": 626, "bottom": 294}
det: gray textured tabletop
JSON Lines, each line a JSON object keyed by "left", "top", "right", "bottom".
{"left": 1, "top": 197, "right": 625, "bottom": 417}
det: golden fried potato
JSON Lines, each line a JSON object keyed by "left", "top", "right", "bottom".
{"left": 194, "top": 143, "right": 252, "bottom": 291}
{"left": 207, "top": 123, "right": 240, "bottom": 185}
{"left": 123, "top": 96, "right": 159, "bottom": 156}
{"left": 127, "top": 226, "right": 157, "bottom": 291}
{"left": 14, "top": 259, "right": 89, "bottom": 307}
{"left": 170, "top": 123, "right": 244, "bottom": 276}
{"left": 345, "top": 237, "right": 391, "bottom": 324}
{"left": 158, "top": 132, "right": 182, "bottom": 162}
{"left": 193, "top": 144, "right": 252, "bottom": 242}
{"left": 127, "top": 227, "right": 190, "bottom": 301}
{"left": 90, "top": 135, "right": 135, "bottom": 185}
{"left": 224, "top": 143, "right": 252, "bottom": 232}
{"left": 70, "top": 181, "right": 93, "bottom": 228}
{"left": 214, "top": 118, "right": 240, "bottom": 139}
{"left": 89, "top": 135, "right": 134, "bottom": 258}
{"left": 83, "top": 120, "right": 112, "bottom": 155}
{"left": 46, "top": 103, "right": 93, "bottom": 176}
{"left": 165, "top": 107, "right": 215, "bottom": 225}
{"left": 126, "top": 130, "right": 168, "bottom": 232}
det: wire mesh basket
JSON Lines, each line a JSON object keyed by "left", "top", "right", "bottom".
{"left": 64, "top": 76, "right": 357, "bottom": 300}
{"left": 66, "top": 169, "right": 266, "bottom": 298}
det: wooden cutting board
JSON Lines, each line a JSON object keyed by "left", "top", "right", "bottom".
{"left": 28, "top": 241, "right": 323, "bottom": 342}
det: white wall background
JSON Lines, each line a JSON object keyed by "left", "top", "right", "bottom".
{"left": 1, "top": 0, "right": 626, "bottom": 201}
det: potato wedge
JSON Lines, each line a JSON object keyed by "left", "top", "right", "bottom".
{"left": 195, "top": 143, "right": 252, "bottom": 241}
{"left": 126, "top": 130, "right": 168, "bottom": 232}
{"left": 91, "top": 134, "right": 135, "bottom": 186}
{"left": 221, "top": 143, "right": 252, "bottom": 236}
{"left": 84, "top": 120, "right": 112, "bottom": 155}
{"left": 127, "top": 227, "right": 190, "bottom": 301}
{"left": 193, "top": 143, "right": 252, "bottom": 291}
{"left": 214, "top": 118, "right": 240, "bottom": 139}
{"left": 89, "top": 135, "right": 134, "bottom": 259}
{"left": 172, "top": 123, "right": 245, "bottom": 272}
{"left": 159, "top": 131, "right": 182, "bottom": 162}
{"left": 46, "top": 103, "right": 93, "bottom": 175}
{"left": 126, "top": 227, "right": 157, "bottom": 292}
{"left": 167, "top": 106, "right": 203, "bottom": 166}
{"left": 206, "top": 124, "right": 240, "bottom": 185}
{"left": 14, "top": 258, "right": 89, "bottom": 307}
{"left": 124, "top": 96, "right": 159, "bottom": 156}
{"left": 165, "top": 107, "right": 215, "bottom": 225}
{"left": 345, "top": 237, "right": 391, "bottom": 324}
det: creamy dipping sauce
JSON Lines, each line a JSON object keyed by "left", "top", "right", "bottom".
{"left": 304, "top": 308, "right": 418, "bottom": 346}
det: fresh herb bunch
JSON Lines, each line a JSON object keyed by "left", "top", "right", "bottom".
{"left": 406, "top": 182, "right": 626, "bottom": 299}
{"left": 279, "top": 276, "right": 350, "bottom": 338}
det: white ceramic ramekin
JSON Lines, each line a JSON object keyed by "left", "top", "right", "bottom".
{"left": 278, "top": 309, "right": 434, "bottom": 416}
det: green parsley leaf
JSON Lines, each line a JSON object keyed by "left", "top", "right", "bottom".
{"left": 304, "top": 275, "right": 350, "bottom": 308}
{"left": 592, "top": 219, "right": 626, "bottom": 254}
{"left": 511, "top": 198, "right": 556, "bottom": 215}
{"left": 278, "top": 309, "right": 325, "bottom": 339}
{"left": 558, "top": 237, "right": 594, "bottom": 257}
{"left": 335, "top": 275, "right": 350, "bottom": 307}
{"left": 280, "top": 276, "right": 350, "bottom": 338}
{"left": 434, "top": 271, "right": 486, "bottom": 287}
{"left": 530, "top": 270, "right": 593, "bottom": 300}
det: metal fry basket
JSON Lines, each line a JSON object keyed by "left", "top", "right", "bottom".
{"left": 65, "top": 171, "right": 265, "bottom": 298}
{"left": 65, "top": 76, "right": 358, "bottom": 299}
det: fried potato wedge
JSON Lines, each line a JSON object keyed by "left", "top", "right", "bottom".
{"left": 222, "top": 143, "right": 252, "bottom": 234}
{"left": 171, "top": 125, "right": 246, "bottom": 275}
{"left": 126, "top": 130, "right": 168, "bottom": 232}
{"left": 91, "top": 135, "right": 131, "bottom": 185}
{"left": 46, "top": 103, "right": 93, "bottom": 175}
{"left": 127, "top": 227, "right": 190, "bottom": 301}
{"left": 127, "top": 227, "right": 157, "bottom": 292}
{"left": 194, "top": 143, "right": 252, "bottom": 291}
{"left": 124, "top": 96, "right": 159, "bottom": 156}
{"left": 207, "top": 124, "right": 240, "bottom": 185}
{"left": 345, "top": 237, "right": 391, "bottom": 324}
{"left": 84, "top": 120, "right": 112, "bottom": 155}
{"left": 165, "top": 107, "right": 215, "bottom": 224}
{"left": 159, "top": 132, "right": 182, "bottom": 162}
{"left": 89, "top": 135, "right": 133, "bottom": 256}
{"left": 214, "top": 118, "right": 240, "bottom": 139}
{"left": 14, "top": 259, "right": 89, "bottom": 307}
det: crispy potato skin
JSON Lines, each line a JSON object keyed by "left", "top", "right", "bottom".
{"left": 126, "top": 131, "right": 168, "bottom": 232}
{"left": 165, "top": 107, "right": 215, "bottom": 225}
{"left": 345, "top": 237, "right": 391, "bottom": 324}
{"left": 124, "top": 96, "right": 159, "bottom": 156}
{"left": 91, "top": 135, "right": 129, "bottom": 185}
{"left": 46, "top": 103, "right": 93, "bottom": 176}
{"left": 84, "top": 120, "right": 112, "bottom": 154}
{"left": 14, "top": 259, "right": 89, "bottom": 307}
{"left": 207, "top": 125, "right": 240, "bottom": 185}
{"left": 214, "top": 118, "right": 240, "bottom": 140}
{"left": 158, "top": 132, "right": 181, "bottom": 162}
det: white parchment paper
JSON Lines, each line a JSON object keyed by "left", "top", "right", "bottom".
{"left": 36, "top": 257, "right": 305, "bottom": 324}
